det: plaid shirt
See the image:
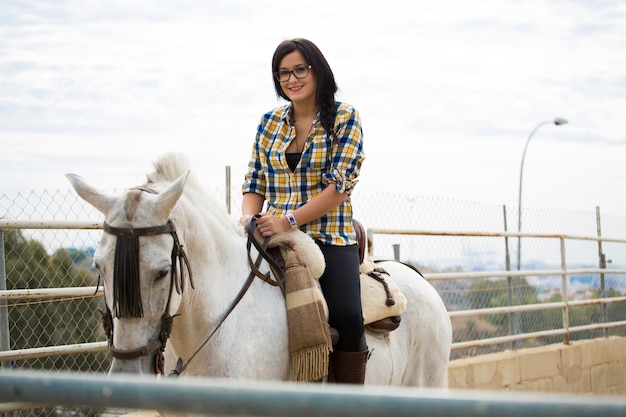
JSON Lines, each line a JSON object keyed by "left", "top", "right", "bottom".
{"left": 242, "top": 102, "right": 365, "bottom": 246}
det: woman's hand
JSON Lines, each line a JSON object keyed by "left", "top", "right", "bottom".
{"left": 254, "top": 212, "right": 290, "bottom": 236}
{"left": 238, "top": 214, "right": 252, "bottom": 228}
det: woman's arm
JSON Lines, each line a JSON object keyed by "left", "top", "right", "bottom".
{"left": 254, "top": 186, "right": 347, "bottom": 236}
{"left": 290, "top": 186, "right": 347, "bottom": 226}
{"left": 239, "top": 192, "right": 265, "bottom": 226}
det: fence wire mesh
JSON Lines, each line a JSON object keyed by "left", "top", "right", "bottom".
{"left": 351, "top": 191, "right": 626, "bottom": 358}
{"left": 2, "top": 187, "right": 626, "bottom": 377}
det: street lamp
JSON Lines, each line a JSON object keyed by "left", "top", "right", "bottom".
{"left": 516, "top": 117, "right": 569, "bottom": 271}
{"left": 511, "top": 117, "right": 568, "bottom": 348}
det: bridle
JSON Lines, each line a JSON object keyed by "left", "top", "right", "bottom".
{"left": 100, "top": 215, "right": 193, "bottom": 375}
{"left": 100, "top": 197, "right": 278, "bottom": 376}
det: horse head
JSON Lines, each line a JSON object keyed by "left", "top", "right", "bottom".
{"left": 66, "top": 171, "right": 192, "bottom": 375}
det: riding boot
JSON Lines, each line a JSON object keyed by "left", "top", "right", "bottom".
{"left": 330, "top": 349, "right": 369, "bottom": 384}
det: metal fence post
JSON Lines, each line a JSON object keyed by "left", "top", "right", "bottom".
{"left": 559, "top": 236, "right": 570, "bottom": 345}
{"left": 392, "top": 244, "right": 400, "bottom": 261}
{"left": 503, "top": 205, "right": 515, "bottom": 350}
{"left": 596, "top": 206, "right": 608, "bottom": 338}
{"left": 0, "top": 230, "right": 12, "bottom": 369}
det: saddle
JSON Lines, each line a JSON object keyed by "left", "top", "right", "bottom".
{"left": 353, "top": 219, "right": 406, "bottom": 333}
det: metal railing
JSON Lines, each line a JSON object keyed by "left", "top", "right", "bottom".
{"left": 367, "top": 227, "right": 626, "bottom": 353}
{"left": 1, "top": 370, "right": 626, "bottom": 417}
{"left": 1, "top": 219, "right": 626, "bottom": 363}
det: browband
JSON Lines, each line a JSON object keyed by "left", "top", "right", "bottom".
{"left": 103, "top": 220, "right": 176, "bottom": 237}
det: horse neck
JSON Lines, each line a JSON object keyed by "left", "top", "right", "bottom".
{"left": 173, "top": 192, "right": 250, "bottom": 311}
{"left": 177, "top": 196, "right": 243, "bottom": 265}
{"left": 168, "top": 220, "right": 253, "bottom": 361}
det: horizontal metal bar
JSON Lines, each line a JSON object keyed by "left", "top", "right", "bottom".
{"left": 451, "top": 321, "right": 626, "bottom": 350}
{"left": 0, "top": 402, "right": 48, "bottom": 412}
{"left": 368, "top": 228, "right": 626, "bottom": 243}
{"left": 0, "top": 342, "right": 108, "bottom": 361}
{"left": 568, "top": 320, "right": 626, "bottom": 333}
{"left": 0, "top": 220, "right": 102, "bottom": 230}
{"left": 0, "top": 371, "right": 624, "bottom": 417}
{"left": 449, "top": 297, "right": 626, "bottom": 318}
{"left": 449, "top": 302, "right": 565, "bottom": 318}
{"left": 4, "top": 220, "right": 625, "bottom": 242}
{"left": 425, "top": 268, "right": 626, "bottom": 281}
{"left": 452, "top": 329, "right": 568, "bottom": 350}
{"left": 0, "top": 286, "right": 103, "bottom": 300}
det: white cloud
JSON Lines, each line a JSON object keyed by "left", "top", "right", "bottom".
{"left": 1, "top": 0, "right": 625, "bottom": 215}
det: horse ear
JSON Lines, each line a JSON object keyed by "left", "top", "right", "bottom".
{"left": 66, "top": 173, "right": 116, "bottom": 215}
{"left": 154, "top": 170, "right": 189, "bottom": 217}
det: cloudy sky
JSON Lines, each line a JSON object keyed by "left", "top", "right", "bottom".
{"left": 1, "top": 0, "right": 625, "bottom": 216}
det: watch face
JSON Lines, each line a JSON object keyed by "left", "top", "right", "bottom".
{"left": 287, "top": 213, "right": 297, "bottom": 229}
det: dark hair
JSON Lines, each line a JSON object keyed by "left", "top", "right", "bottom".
{"left": 271, "top": 38, "right": 338, "bottom": 140}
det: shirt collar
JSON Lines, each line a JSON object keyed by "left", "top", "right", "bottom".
{"left": 282, "top": 104, "right": 294, "bottom": 125}
{"left": 281, "top": 103, "right": 322, "bottom": 125}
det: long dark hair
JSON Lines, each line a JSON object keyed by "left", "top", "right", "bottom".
{"left": 271, "top": 38, "right": 338, "bottom": 140}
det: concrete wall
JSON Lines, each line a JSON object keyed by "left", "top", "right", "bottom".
{"left": 447, "top": 336, "right": 626, "bottom": 395}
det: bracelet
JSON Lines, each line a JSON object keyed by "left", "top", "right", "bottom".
{"left": 285, "top": 212, "right": 298, "bottom": 230}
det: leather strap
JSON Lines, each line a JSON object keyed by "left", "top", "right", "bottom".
{"left": 110, "top": 338, "right": 163, "bottom": 360}
{"left": 245, "top": 215, "right": 285, "bottom": 288}
{"left": 103, "top": 221, "right": 176, "bottom": 237}
{"left": 170, "top": 218, "right": 269, "bottom": 376}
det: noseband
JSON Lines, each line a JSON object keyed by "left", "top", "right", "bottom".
{"left": 100, "top": 218, "right": 193, "bottom": 375}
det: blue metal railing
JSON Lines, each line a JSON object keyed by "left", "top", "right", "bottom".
{"left": 1, "top": 370, "right": 625, "bottom": 417}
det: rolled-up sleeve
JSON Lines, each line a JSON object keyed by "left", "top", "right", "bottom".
{"left": 242, "top": 117, "right": 269, "bottom": 196}
{"left": 322, "top": 104, "right": 365, "bottom": 196}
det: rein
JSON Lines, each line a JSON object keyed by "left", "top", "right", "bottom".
{"left": 169, "top": 215, "right": 274, "bottom": 376}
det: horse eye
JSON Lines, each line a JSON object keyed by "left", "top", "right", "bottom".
{"left": 155, "top": 269, "right": 170, "bottom": 281}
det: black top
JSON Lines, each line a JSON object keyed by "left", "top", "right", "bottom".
{"left": 286, "top": 152, "right": 301, "bottom": 172}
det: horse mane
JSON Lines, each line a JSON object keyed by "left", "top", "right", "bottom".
{"left": 145, "top": 152, "right": 228, "bottom": 215}
{"left": 143, "top": 151, "right": 243, "bottom": 256}
{"left": 146, "top": 152, "right": 199, "bottom": 189}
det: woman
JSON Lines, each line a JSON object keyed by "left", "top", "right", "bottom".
{"left": 240, "top": 38, "right": 368, "bottom": 384}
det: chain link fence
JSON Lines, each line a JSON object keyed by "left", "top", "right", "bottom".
{"left": 2, "top": 186, "right": 626, "bottom": 375}
{"left": 0, "top": 189, "right": 108, "bottom": 375}
{"left": 351, "top": 191, "right": 626, "bottom": 359}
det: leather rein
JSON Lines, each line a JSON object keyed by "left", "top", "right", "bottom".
{"left": 169, "top": 215, "right": 280, "bottom": 376}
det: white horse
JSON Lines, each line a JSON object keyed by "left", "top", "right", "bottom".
{"left": 67, "top": 152, "right": 452, "bottom": 387}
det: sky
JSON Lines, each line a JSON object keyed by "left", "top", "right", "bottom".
{"left": 1, "top": 0, "right": 625, "bottom": 216}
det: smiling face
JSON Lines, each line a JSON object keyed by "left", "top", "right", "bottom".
{"left": 278, "top": 50, "right": 317, "bottom": 107}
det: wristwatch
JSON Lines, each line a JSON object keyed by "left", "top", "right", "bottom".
{"left": 285, "top": 212, "right": 298, "bottom": 230}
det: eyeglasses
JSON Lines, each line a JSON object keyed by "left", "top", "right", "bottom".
{"left": 274, "top": 65, "right": 312, "bottom": 82}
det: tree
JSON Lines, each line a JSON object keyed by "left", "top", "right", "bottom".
{"left": 3, "top": 229, "right": 109, "bottom": 372}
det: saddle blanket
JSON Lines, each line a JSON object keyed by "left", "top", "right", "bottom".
{"left": 360, "top": 258, "right": 407, "bottom": 325}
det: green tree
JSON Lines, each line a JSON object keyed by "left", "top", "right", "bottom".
{"left": 467, "top": 277, "right": 549, "bottom": 337}
{"left": 3, "top": 229, "right": 109, "bottom": 372}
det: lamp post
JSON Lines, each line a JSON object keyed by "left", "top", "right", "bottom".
{"left": 516, "top": 117, "right": 568, "bottom": 271}
{"left": 512, "top": 117, "right": 567, "bottom": 348}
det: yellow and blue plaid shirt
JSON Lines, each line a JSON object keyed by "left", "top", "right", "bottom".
{"left": 242, "top": 102, "right": 365, "bottom": 246}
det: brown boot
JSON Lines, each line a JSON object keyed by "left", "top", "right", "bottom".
{"left": 330, "top": 349, "right": 369, "bottom": 384}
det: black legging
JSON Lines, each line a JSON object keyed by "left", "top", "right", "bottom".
{"left": 316, "top": 242, "right": 366, "bottom": 352}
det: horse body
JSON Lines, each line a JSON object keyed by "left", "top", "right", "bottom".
{"left": 67, "top": 152, "right": 451, "bottom": 386}
{"left": 365, "top": 260, "right": 452, "bottom": 385}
